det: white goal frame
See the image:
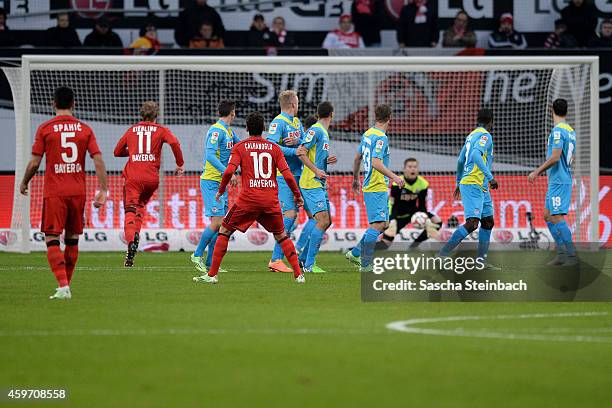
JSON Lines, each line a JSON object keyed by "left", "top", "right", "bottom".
{"left": 7, "top": 55, "right": 600, "bottom": 252}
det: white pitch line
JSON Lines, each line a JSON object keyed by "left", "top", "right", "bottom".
{"left": 386, "top": 312, "right": 612, "bottom": 343}
{"left": 0, "top": 327, "right": 387, "bottom": 337}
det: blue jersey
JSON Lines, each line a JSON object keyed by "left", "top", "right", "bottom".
{"left": 201, "top": 119, "right": 240, "bottom": 182}
{"left": 359, "top": 126, "right": 390, "bottom": 193}
{"left": 299, "top": 122, "right": 330, "bottom": 190}
{"left": 458, "top": 127, "right": 494, "bottom": 189}
{"left": 547, "top": 122, "right": 575, "bottom": 185}
{"left": 267, "top": 112, "right": 304, "bottom": 176}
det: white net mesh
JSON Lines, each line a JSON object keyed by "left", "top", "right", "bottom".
{"left": 1, "top": 57, "right": 597, "bottom": 252}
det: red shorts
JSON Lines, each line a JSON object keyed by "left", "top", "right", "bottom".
{"left": 41, "top": 195, "right": 86, "bottom": 235}
{"left": 223, "top": 202, "right": 285, "bottom": 234}
{"left": 123, "top": 179, "right": 159, "bottom": 209}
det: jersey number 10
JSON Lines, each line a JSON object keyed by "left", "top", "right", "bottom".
{"left": 250, "top": 151, "right": 272, "bottom": 179}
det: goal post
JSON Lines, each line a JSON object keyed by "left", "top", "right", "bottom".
{"left": 2, "top": 55, "right": 599, "bottom": 252}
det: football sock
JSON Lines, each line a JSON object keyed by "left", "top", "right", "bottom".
{"left": 414, "top": 229, "right": 429, "bottom": 243}
{"left": 46, "top": 241, "right": 68, "bottom": 287}
{"left": 278, "top": 236, "right": 302, "bottom": 278}
{"left": 361, "top": 228, "right": 381, "bottom": 267}
{"left": 296, "top": 218, "right": 316, "bottom": 252}
{"left": 208, "top": 234, "right": 229, "bottom": 277}
{"left": 556, "top": 220, "right": 576, "bottom": 256}
{"left": 299, "top": 237, "right": 310, "bottom": 263}
{"left": 305, "top": 226, "right": 325, "bottom": 268}
{"left": 271, "top": 216, "right": 295, "bottom": 261}
{"left": 205, "top": 232, "right": 218, "bottom": 268}
{"left": 135, "top": 209, "right": 144, "bottom": 234}
{"left": 124, "top": 210, "right": 137, "bottom": 244}
{"left": 194, "top": 226, "right": 216, "bottom": 257}
{"left": 547, "top": 221, "right": 566, "bottom": 254}
{"left": 64, "top": 239, "right": 79, "bottom": 283}
{"left": 439, "top": 225, "right": 469, "bottom": 256}
{"left": 351, "top": 234, "right": 366, "bottom": 257}
{"left": 477, "top": 228, "right": 492, "bottom": 260}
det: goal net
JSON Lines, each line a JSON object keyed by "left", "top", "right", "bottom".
{"left": 1, "top": 56, "right": 599, "bottom": 252}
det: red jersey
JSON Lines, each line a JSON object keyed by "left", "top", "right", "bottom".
{"left": 114, "top": 121, "right": 184, "bottom": 182}
{"left": 32, "top": 115, "right": 101, "bottom": 198}
{"left": 223, "top": 137, "right": 297, "bottom": 209}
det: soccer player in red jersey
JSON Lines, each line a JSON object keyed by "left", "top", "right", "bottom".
{"left": 19, "top": 86, "right": 108, "bottom": 300}
{"left": 114, "top": 101, "right": 184, "bottom": 267}
{"left": 195, "top": 111, "right": 306, "bottom": 284}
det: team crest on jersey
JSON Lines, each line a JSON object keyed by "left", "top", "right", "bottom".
{"left": 478, "top": 135, "right": 488, "bottom": 147}
{"left": 210, "top": 131, "right": 219, "bottom": 144}
{"left": 269, "top": 123, "right": 278, "bottom": 134}
{"left": 375, "top": 139, "right": 384, "bottom": 152}
{"left": 323, "top": 143, "right": 330, "bottom": 151}
{"left": 305, "top": 129, "right": 315, "bottom": 142}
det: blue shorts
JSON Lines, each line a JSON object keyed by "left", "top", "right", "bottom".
{"left": 277, "top": 175, "right": 300, "bottom": 212}
{"left": 363, "top": 191, "right": 389, "bottom": 224}
{"left": 460, "top": 184, "right": 494, "bottom": 220}
{"left": 301, "top": 187, "right": 329, "bottom": 215}
{"left": 546, "top": 183, "right": 572, "bottom": 215}
{"left": 201, "top": 179, "right": 228, "bottom": 217}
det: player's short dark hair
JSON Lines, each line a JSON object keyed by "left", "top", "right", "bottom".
{"left": 553, "top": 98, "right": 568, "bottom": 116}
{"left": 54, "top": 86, "right": 74, "bottom": 110}
{"left": 246, "top": 111, "right": 265, "bottom": 136}
{"left": 317, "top": 101, "right": 334, "bottom": 119}
{"left": 375, "top": 104, "right": 391, "bottom": 122}
{"left": 404, "top": 158, "right": 418, "bottom": 167}
{"left": 218, "top": 100, "right": 235, "bottom": 117}
{"left": 303, "top": 114, "right": 317, "bottom": 129}
{"left": 477, "top": 108, "right": 493, "bottom": 126}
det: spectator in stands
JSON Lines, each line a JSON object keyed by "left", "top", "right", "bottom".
{"left": 397, "top": 0, "right": 438, "bottom": 47}
{"left": 270, "top": 16, "right": 294, "bottom": 47}
{"left": 322, "top": 14, "right": 365, "bottom": 49}
{"left": 588, "top": 19, "right": 612, "bottom": 48}
{"left": 175, "top": 0, "right": 225, "bottom": 48}
{"left": 246, "top": 14, "right": 279, "bottom": 48}
{"left": 442, "top": 10, "right": 476, "bottom": 48}
{"left": 488, "top": 13, "right": 527, "bottom": 49}
{"left": 351, "top": 0, "right": 383, "bottom": 47}
{"left": 0, "top": 7, "right": 16, "bottom": 47}
{"left": 189, "top": 21, "right": 224, "bottom": 48}
{"left": 561, "top": 0, "right": 597, "bottom": 47}
{"left": 129, "top": 23, "right": 161, "bottom": 53}
{"left": 46, "top": 13, "right": 81, "bottom": 47}
{"left": 84, "top": 17, "right": 123, "bottom": 48}
{"left": 544, "top": 19, "right": 578, "bottom": 49}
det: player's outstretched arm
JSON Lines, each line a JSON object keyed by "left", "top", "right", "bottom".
{"left": 528, "top": 148, "right": 562, "bottom": 184}
{"left": 372, "top": 158, "right": 404, "bottom": 188}
{"left": 296, "top": 144, "right": 326, "bottom": 180}
{"left": 92, "top": 154, "right": 108, "bottom": 208}
{"left": 19, "top": 155, "right": 42, "bottom": 195}
{"left": 266, "top": 129, "right": 298, "bottom": 156}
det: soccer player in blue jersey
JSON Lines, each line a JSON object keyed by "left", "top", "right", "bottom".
{"left": 439, "top": 109, "right": 499, "bottom": 263}
{"left": 266, "top": 90, "right": 305, "bottom": 273}
{"left": 346, "top": 104, "right": 405, "bottom": 272}
{"left": 528, "top": 98, "right": 577, "bottom": 266}
{"left": 191, "top": 100, "right": 240, "bottom": 278}
{"left": 296, "top": 102, "right": 335, "bottom": 274}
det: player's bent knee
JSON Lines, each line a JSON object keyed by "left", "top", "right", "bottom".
{"left": 46, "top": 239, "right": 60, "bottom": 247}
{"left": 274, "top": 232, "right": 288, "bottom": 242}
{"left": 218, "top": 226, "right": 234, "bottom": 237}
{"left": 65, "top": 238, "right": 79, "bottom": 246}
{"left": 481, "top": 216, "right": 494, "bottom": 230}
{"left": 463, "top": 218, "right": 480, "bottom": 233}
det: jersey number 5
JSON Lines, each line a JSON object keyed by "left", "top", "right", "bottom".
{"left": 60, "top": 132, "right": 77, "bottom": 163}
{"left": 250, "top": 151, "right": 272, "bottom": 179}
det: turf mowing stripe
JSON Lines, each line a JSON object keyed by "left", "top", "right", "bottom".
{"left": 386, "top": 312, "right": 612, "bottom": 344}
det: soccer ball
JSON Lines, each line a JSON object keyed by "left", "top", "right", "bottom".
{"left": 411, "top": 212, "right": 428, "bottom": 230}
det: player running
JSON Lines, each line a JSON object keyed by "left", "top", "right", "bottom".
{"left": 191, "top": 100, "right": 240, "bottom": 276}
{"left": 20, "top": 86, "right": 108, "bottom": 299}
{"left": 296, "top": 102, "right": 335, "bottom": 273}
{"left": 114, "top": 101, "right": 184, "bottom": 267}
{"left": 346, "top": 104, "right": 404, "bottom": 272}
{"left": 375, "top": 158, "right": 442, "bottom": 250}
{"left": 528, "top": 98, "right": 577, "bottom": 266}
{"left": 266, "top": 90, "right": 304, "bottom": 273}
{"left": 439, "top": 109, "right": 499, "bottom": 264}
{"left": 195, "top": 112, "right": 305, "bottom": 284}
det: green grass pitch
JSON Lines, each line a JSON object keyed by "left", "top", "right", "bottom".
{"left": 1, "top": 251, "right": 611, "bottom": 407}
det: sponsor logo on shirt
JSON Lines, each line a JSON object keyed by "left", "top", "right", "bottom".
{"left": 323, "top": 143, "right": 330, "bottom": 151}
{"left": 226, "top": 141, "right": 234, "bottom": 150}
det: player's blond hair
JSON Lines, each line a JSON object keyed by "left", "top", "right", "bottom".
{"left": 278, "top": 90, "right": 298, "bottom": 109}
{"left": 140, "top": 101, "right": 159, "bottom": 122}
